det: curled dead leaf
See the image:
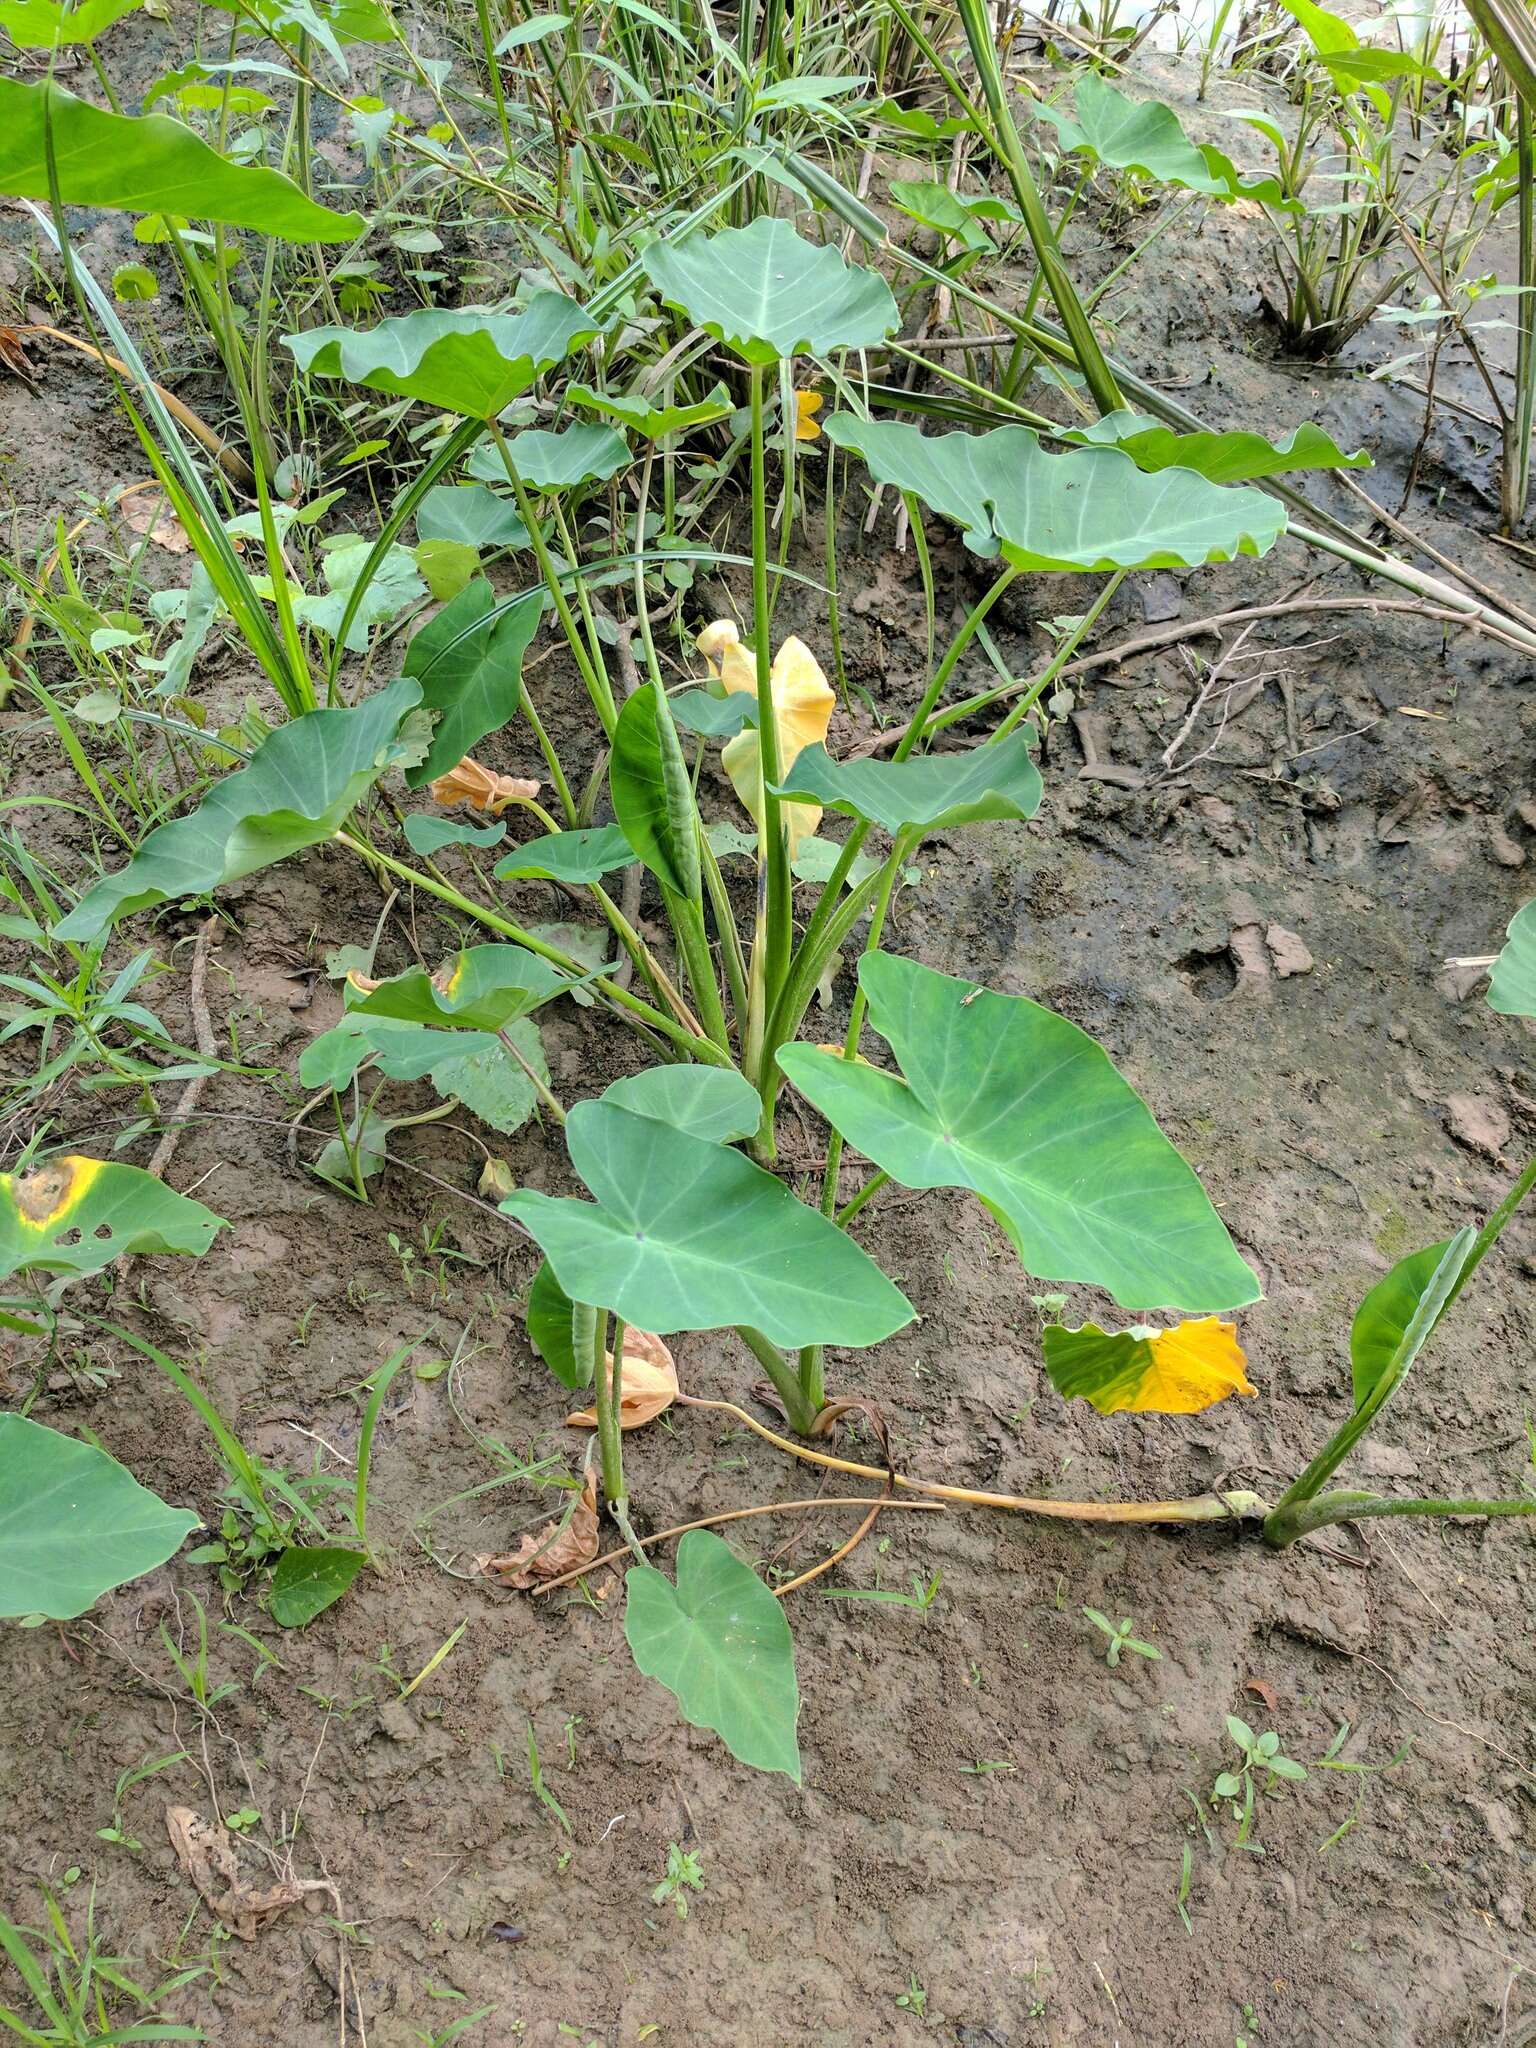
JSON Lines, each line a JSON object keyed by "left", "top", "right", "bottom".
{"left": 165, "top": 1805, "right": 305, "bottom": 1942}
{"left": 1243, "top": 1676, "right": 1280, "bottom": 1712}
{"left": 119, "top": 486, "right": 190, "bottom": 554}
{"left": 429, "top": 756, "right": 539, "bottom": 815}
{"left": 566, "top": 1326, "right": 678, "bottom": 1432}
{"left": 0, "top": 326, "right": 37, "bottom": 387}
{"left": 480, "top": 1468, "right": 598, "bottom": 1589}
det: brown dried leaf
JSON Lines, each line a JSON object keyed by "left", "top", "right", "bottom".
{"left": 428, "top": 755, "right": 540, "bottom": 815}
{"left": 119, "top": 487, "right": 190, "bottom": 554}
{"left": 0, "top": 326, "right": 37, "bottom": 386}
{"left": 480, "top": 1468, "right": 598, "bottom": 1589}
{"left": 1243, "top": 1677, "right": 1280, "bottom": 1712}
{"left": 165, "top": 1806, "right": 304, "bottom": 1942}
{"left": 566, "top": 1327, "right": 678, "bottom": 1431}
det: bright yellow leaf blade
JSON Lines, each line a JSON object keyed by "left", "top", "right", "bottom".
{"left": 1042, "top": 1317, "right": 1254, "bottom": 1416}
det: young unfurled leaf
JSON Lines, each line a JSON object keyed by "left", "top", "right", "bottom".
{"left": 1349, "top": 1227, "right": 1476, "bottom": 1411}
{"left": 54, "top": 678, "right": 422, "bottom": 942}
{"left": 643, "top": 216, "right": 899, "bottom": 366}
{"left": 0, "top": 77, "right": 365, "bottom": 239}
{"left": 284, "top": 297, "right": 599, "bottom": 417}
{"left": 0, "top": 1414, "right": 199, "bottom": 1620}
{"left": 625, "top": 1529, "right": 801, "bottom": 1780}
{"left": 1042, "top": 1318, "right": 1254, "bottom": 1415}
{"left": 778, "top": 954, "right": 1259, "bottom": 1314}
{"left": 566, "top": 1327, "right": 678, "bottom": 1430}
{"left": 0, "top": 1155, "right": 225, "bottom": 1284}
{"left": 824, "top": 416, "right": 1285, "bottom": 571}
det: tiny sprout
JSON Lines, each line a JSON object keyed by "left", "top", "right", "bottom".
{"left": 1082, "top": 1607, "right": 1162, "bottom": 1667}
{"left": 652, "top": 1843, "right": 704, "bottom": 1920}
{"left": 895, "top": 1972, "right": 928, "bottom": 2018}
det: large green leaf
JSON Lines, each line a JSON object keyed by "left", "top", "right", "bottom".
{"left": 1349, "top": 1228, "right": 1475, "bottom": 1410}
{"left": 0, "top": 1155, "right": 224, "bottom": 1283}
{"left": 526, "top": 1258, "right": 588, "bottom": 1390}
{"left": 599, "top": 1065, "right": 762, "bottom": 1143}
{"left": 1487, "top": 898, "right": 1536, "bottom": 1016}
{"left": 55, "top": 677, "right": 421, "bottom": 943}
{"left": 494, "top": 823, "right": 636, "bottom": 885}
{"left": 772, "top": 735, "right": 1042, "bottom": 835}
{"left": 0, "top": 1414, "right": 199, "bottom": 1620}
{"left": 625, "top": 1529, "right": 801, "bottom": 1780}
{"left": 1064, "top": 412, "right": 1370, "bottom": 483}
{"left": 778, "top": 954, "right": 1259, "bottom": 1314}
{"left": 823, "top": 416, "right": 1284, "bottom": 571}
{"left": 643, "top": 216, "right": 899, "bottom": 366}
{"left": 343, "top": 942, "right": 570, "bottom": 1032}
{"left": 0, "top": 0, "right": 140, "bottom": 46}
{"left": 284, "top": 296, "right": 599, "bottom": 417}
{"left": 400, "top": 577, "right": 541, "bottom": 789}
{"left": 1032, "top": 71, "right": 1293, "bottom": 209}
{"left": 0, "top": 78, "right": 364, "bottom": 239}
{"left": 501, "top": 1101, "right": 914, "bottom": 1346}
{"left": 403, "top": 814, "right": 506, "bottom": 857}
{"left": 469, "top": 423, "right": 629, "bottom": 491}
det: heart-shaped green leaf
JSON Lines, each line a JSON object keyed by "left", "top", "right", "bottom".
{"left": 643, "top": 216, "right": 899, "bottom": 365}
{"left": 0, "top": 0, "right": 139, "bottom": 47}
{"left": 55, "top": 677, "right": 422, "bottom": 942}
{"left": 673, "top": 688, "right": 757, "bottom": 738}
{"left": 1063, "top": 412, "right": 1370, "bottom": 482}
{"left": 284, "top": 296, "right": 599, "bottom": 417}
{"left": 0, "top": 1414, "right": 199, "bottom": 1620}
{"left": 299, "top": 1015, "right": 548, "bottom": 1136}
{"left": 469, "top": 422, "right": 629, "bottom": 490}
{"left": 625, "top": 1529, "right": 801, "bottom": 1780}
{"left": 501, "top": 1100, "right": 913, "bottom": 1346}
{"left": 403, "top": 814, "right": 507, "bottom": 857}
{"left": 1349, "top": 1227, "right": 1475, "bottom": 1410}
{"left": 772, "top": 734, "right": 1042, "bottom": 835}
{"left": 1032, "top": 71, "right": 1294, "bottom": 208}
{"left": 0, "top": 77, "right": 365, "bottom": 239}
{"left": 269, "top": 1544, "right": 366, "bottom": 1627}
{"left": 0, "top": 1155, "right": 225, "bottom": 1284}
{"left": 344, "top": 943, "right": 570, "bottom": 1032}
{"left": 824, "top": 416, "right": 1284, "bottom": 570}
{"left": 568, "top": 381, "right": 733, "bottom": 439}
{"left": 400, "top": 578, "right": 541, "bottom": 788}
{"left": 1488, "top": 898, "right": 1536, "bottom": 1016}
{"left": 599, "top": 1064, "right": 762, "bottom": 1142}
{"left": 494, "top": 823, "right": 637, "bottom": 885}
{"left": 416, "top": 484, "right": 530, "bottom": 550}
{"left": 778, "top": 953, "right": 1259, "bottom": 1314}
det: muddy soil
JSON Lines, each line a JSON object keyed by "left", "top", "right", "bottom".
{"left": 4, "top": 29, "right": 1536, "bottom": 2048}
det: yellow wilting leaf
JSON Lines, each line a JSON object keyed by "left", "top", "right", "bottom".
{"left": 697, "top": 621, "right": 834, "bottom": 862}
{"left": 479, "top": 1469, "right": 599, "bottom": 1589}
{"left": 428, "top": 756, "right": 539, "bottom": 814}
{"left": 566, "top": 1326, "right": 679, "bottom": 1431}
{"left": 794, "top": 389, "right": 824, "bottom": 442}
{"left": 1041, "top": 1317, "right": 1254, "bottom": 1416}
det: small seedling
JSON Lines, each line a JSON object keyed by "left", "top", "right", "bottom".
{"left": 894, "top": 1972, "right": 927, "bottom": 2018}
{"left": 1082, "top": 1607, "right": 1162, "bottom": 1668}
{"left": 651, "top": 1844, "right": 704, "bottom": 1920}
{"left": 1213, "top": 1716, "right": 1308, "bottom": 1849}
